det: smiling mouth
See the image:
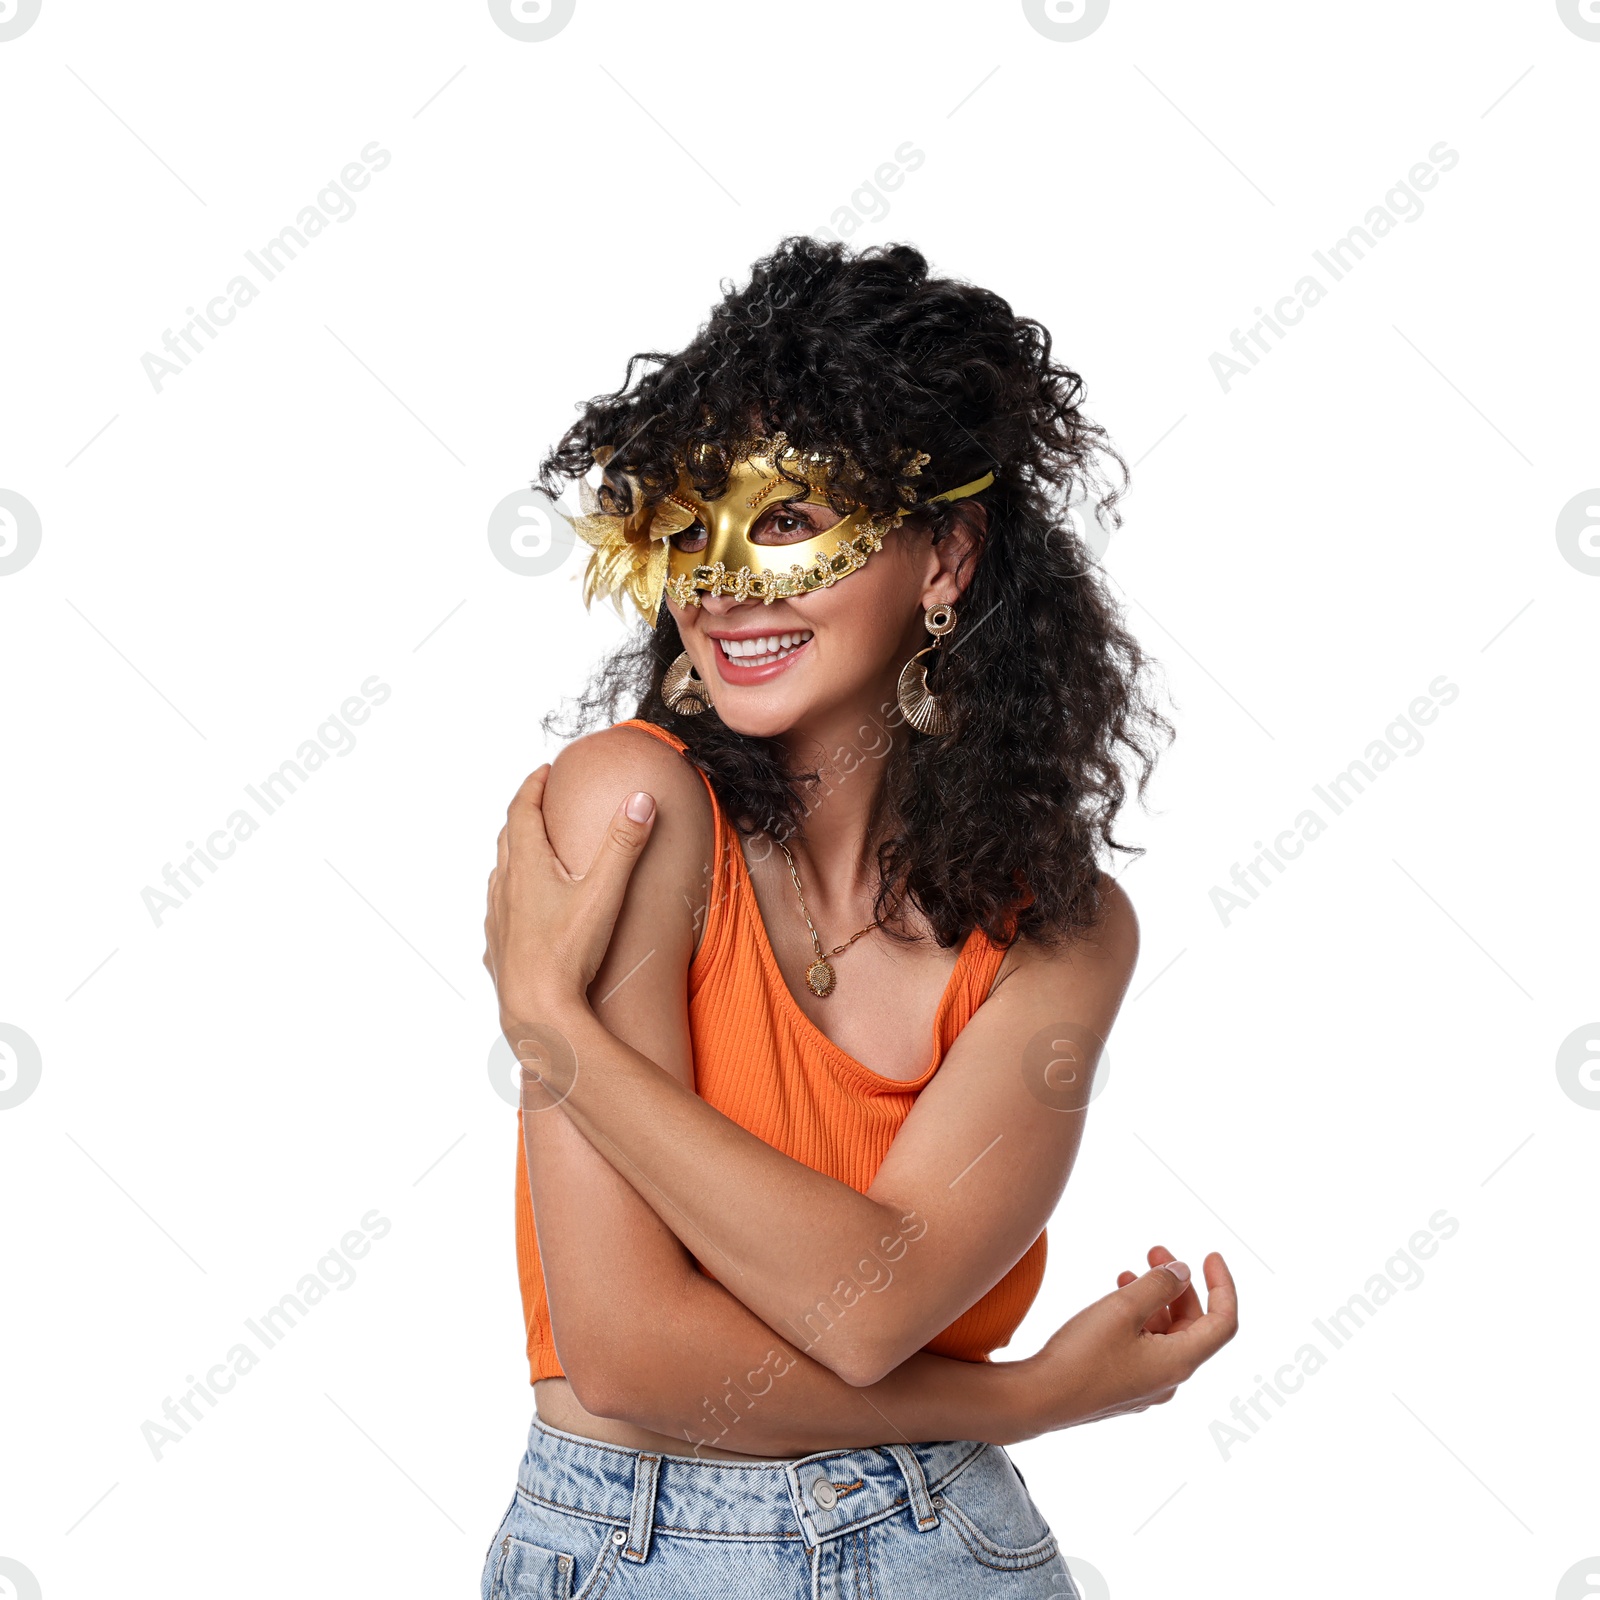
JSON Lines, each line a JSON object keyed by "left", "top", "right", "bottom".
{"left": 713, "top": 630, "right": 813, "bottom": 667}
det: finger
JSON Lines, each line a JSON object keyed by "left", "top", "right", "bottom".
{"left": 1115, "top": 1259, "right": 1193, "bottom": 1329}
{"left": 508, "top": 764, "right": 552, "bottom": 816}
{"left": 505, "top": 765, "right": 557, "bottom": 873}
{"left": 1147, "top": 1243, "right": 1204, "bottom": 1325}
{"left": 581, "top": 790, "right": 656, "bottom": 913}
{"left": 1163, "top": 1253, "right": 1239, "bottom": 1371}
{"left": 1123, "top": 1259, "right": 1173, "bottom": 1331}
{"left": 496, "top": 821, "right": 509, "bottom": 876}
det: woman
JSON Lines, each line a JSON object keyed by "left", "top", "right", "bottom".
{"left": 481, "top": 238, "right": 1237, "bottom": 1598}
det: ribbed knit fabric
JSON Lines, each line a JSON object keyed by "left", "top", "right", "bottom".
{"left": 515, "top": 717, "right": 1047, "bottom": 1384}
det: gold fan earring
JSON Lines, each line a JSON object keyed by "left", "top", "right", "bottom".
{"left": 662, "top": 650, "right": 712, "bottom": 716}
{"left": 896, "top": 602, "right": 957, "bottom": 735}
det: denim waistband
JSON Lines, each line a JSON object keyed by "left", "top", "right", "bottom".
{"left": 517, "top": 1415, "right": 992, "bottom": 1562}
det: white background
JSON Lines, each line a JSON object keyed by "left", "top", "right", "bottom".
{"left": 2, "top": 2, "right": 1596, "bottom": 1597}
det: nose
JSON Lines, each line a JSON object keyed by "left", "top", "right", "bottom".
{"left": 695, "top": 590, "right": 761, "bottom": 619}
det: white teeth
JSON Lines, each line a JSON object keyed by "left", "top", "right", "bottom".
{"left": 718, "top": 630, "right": 812, "bottom": 663}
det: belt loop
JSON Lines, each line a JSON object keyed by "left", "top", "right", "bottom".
{"left": 882, "top": 1443, "right": 940, "bottom": 1532}
{"left": 623, "top": 1451, "right": 661, "bottom": 1563}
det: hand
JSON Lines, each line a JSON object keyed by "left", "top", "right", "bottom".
{"left": 1023, "top": 1246, "right": 1237, "bottom": 1433}
{"left": 482, "top": 764, "right": 658, "bottom": 1039}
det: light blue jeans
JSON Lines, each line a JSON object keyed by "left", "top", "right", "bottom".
{"left": 480, "top": 1413, "right": 1081, "bottom": 1598}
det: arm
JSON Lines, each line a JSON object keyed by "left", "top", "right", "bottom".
{"left": 491, "top": 746, "right": 1238, "bottom": 1437}
{"left": 508, "top": 728, "right": 1042, "bottom": 1454}
{"left": 502, "top": 742, "right": 1138, "bottom": 1386}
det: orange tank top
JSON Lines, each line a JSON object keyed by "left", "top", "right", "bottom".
{"left": 515, "top": 717, "right": 1047, "bottom": 1384}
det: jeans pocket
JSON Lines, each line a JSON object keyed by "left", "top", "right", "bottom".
{"left": 932, "top": 1445, "right": 1060, "bottom": 1573}
{"left": 486, "top": 1532, "right": 577, "bottom": 1599}
{"left": 493, "top": 1491, "right": 628, "bottom": 1600}
{"left": 935, "top": 1493, "right": 1060, "bottom": 1570}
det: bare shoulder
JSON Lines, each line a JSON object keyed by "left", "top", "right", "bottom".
{"left": 992, "top": 874, "right": 1141, "bottom": 1009}
{"left": 541, "top": 724, "right": 716, "bottom": 894}
{"left": 533, "top": 725, "right": 717, "bottom": 1063}
{"left": 1085, "top": 874, "right": 1140, "bottom": 971}
{"left": 545, "top": 724, "right": 710, "bottom": 817}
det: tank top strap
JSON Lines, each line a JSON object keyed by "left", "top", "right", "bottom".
{"left": 612, "top": 718, "right": 733, "bottom": 976}
{"left": 930, "top": 930, "right": 1008, "bottom": 1068}
{"left": 614, "top": 716, "right": 690, "bottom": 759}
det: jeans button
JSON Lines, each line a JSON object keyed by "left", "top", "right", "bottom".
{"left": 812, "top": 1478, "right": 838, "bottom": 1510}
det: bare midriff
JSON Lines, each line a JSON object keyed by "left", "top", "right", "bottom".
{"left": 533, "top": 1377, "right": 797, "bottom": 1462}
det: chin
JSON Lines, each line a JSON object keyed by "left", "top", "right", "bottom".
{"left": 707, "top": 691, "right": 810, "bottom": 740}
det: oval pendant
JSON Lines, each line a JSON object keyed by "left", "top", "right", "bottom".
{"left": 805, "top": 957, "right": 837, "bottom": 998}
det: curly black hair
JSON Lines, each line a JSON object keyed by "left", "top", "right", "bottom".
{"left": 538, "top": 236, "right": 1173, "bottom": 950}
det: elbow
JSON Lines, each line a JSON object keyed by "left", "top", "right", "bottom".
{"left": 815, "top": 1334, "right": 900, "bottom": 1390}
{"left": 831, "top": 1317, "right": 946, "bottom": 1388}
{"left": 797, "top": 1302, "right": 923, "bottom": 1388}
{"left": 554, "top": 1333, "right": 644, "bottom": 1422}
{"left": 557, "top": 1358, "right": 618, "bottom": 1421}
{"left": 835, "top": 1359, "right": 891, "bottom": 1390}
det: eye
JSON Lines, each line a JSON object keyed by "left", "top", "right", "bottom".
{"left": 670, "top": 521, "right": 708, "bottom": 553}
{"left": 750, "top": 504, "right": 840, "bottom": 546}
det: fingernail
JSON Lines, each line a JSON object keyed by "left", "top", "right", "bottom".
{"left": 626, "top": 791, "right": 654, "bottom": 822}
{"left": 1162, "top": 1260, "right": 1190, "bottom": 1285}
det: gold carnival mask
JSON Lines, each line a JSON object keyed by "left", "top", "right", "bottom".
{"left": 564, "top": 432, "right": 993, "bottom": 627}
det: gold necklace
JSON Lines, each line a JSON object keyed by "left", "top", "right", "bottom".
{"left": 770, "top": 836, "right": 878, "bottom": 998}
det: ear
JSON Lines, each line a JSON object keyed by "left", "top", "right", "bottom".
{"left": 923, "top": 501, "right": 987, "bottom": 606}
